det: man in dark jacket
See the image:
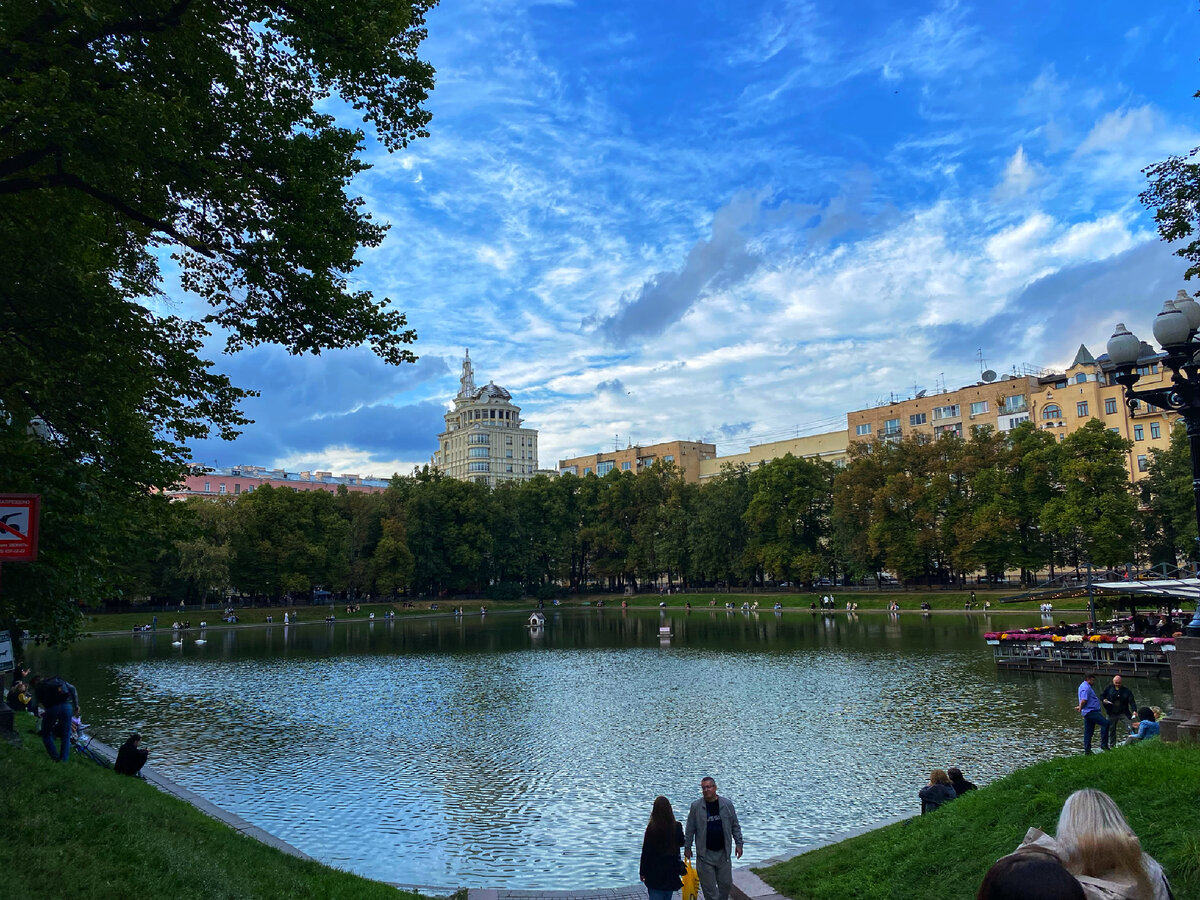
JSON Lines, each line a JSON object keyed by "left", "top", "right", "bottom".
{"left": 1100, "top": 675, "right": 1136, "bottom": 737}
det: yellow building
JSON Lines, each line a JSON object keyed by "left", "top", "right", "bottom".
{"left": 558, "top": 440, "right": 716, "bottom": 483}
{"left": 846, "top": 345, "right": 1174, "bottom": 483}
{"left": 698, "top": 431, "right": 849, "bottom": 480}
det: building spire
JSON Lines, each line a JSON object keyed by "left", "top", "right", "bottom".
{"left": 458, "top": 348, "right": 475, "bottom": 398}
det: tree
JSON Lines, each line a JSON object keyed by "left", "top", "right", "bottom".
{"left": 1, "top": 1, "right": 437, "bottom": 644}
{"left": 1040, "top": 420, "right": 1139, "bottom": 570}
{"left": 1140, "top": 422, "right": 1195, "bottom": 565}
{"left": 743, "top": 454, "right": 833, "bottom": 584}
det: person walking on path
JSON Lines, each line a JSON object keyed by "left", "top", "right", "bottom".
{"left": 1100, "top": 674, "right": 1136, "bottom": 737}
{"left": 639, "top": 796, "right": 685, "bottom": 900}
{"left": 1076, "top": 673, "right": 1109, "bottom": 754}
{"left": 684, "top": 777, "right": 743, "bottom": 900}
{"left": 32, "top": 675, "right": 79, "bottom": 762}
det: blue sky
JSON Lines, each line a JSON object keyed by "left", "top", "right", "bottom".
{"left": 184, "top": 0, "right": 1200, "bottom": 477}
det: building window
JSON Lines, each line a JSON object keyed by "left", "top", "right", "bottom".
{"left": 506, "top": 450, "right": 513, "bottom": 458}
{"left": 468, "top": 462, "right": 489, "bottom": 473}
{"left": 1134, "top": 425, "right": 1144, "bottom": 441}
{"left": 1075, "top": 373, "right": 1087, "bottom": 384}
{"left": 1042, "top": 404, "right": 1062, "bottom": 420}
{"left": 1109, "top": 427, "right": 1120, "bottom": 434}
{"left": 469, "top": 447, "right": 489, "bottom": 458}
{"left": 596, "top": 460, "right": 614, "bottom": 475}
{"left": 1137, "top": 455, "right": 1148, "bottom": 473}
{"left": 1151, "top": 422, "right": 1161, "bottom": 439}
{"left": 560, "top": 466, "right": 577, "bottom": 475}
{"left": 1002, "top": 395, "right": 1027, "bottom": 414}
{"left": 506, "top": 465, "right": 513, "bottom": 472}
{"left": 234, "top": 484, "right": 241, "bottom": 495}
{"left": 969, "top": 401, "right": 989, "bottom": 415}
{"left": 933, "top": 423, "right": 963, "bottom": 438}
{"left": 584, "top": 467, "right": 592, "bottom": 475}
{"left": 932, "top": 405, "right": 961, "bottom": 420}
{"left": 664, "top": 455, "right": 674, "bottom": 462}
{"left": 909, "top": 412, "right": 926, "bottom": 426}
{"left": 1136, "top": 364, "right": 1158, "bottom": 376}
{"left": 883, "top": 418, "right": 901, "bottom": 435}
{"left": 469, "top": 433, "right": 489, "bottom": 444}
{"left": 506, "top": 436, "right": 513, "bottom": 444}
{"left": 219, "top": 483, "right": 226, "bottom": 494}
{"left": 622, "top": 461, "right": 631, "bottom": 470}
{"left": 856, "top": 423, "right": 872, "bottom": 435}
{"left": 1076, "top": 401, "right": 1089, "bottom": 417}
{"left": 1054, "top": 380, "right": 1067, "bottom": 389}
{"left": 1104, "top": 398, "right": 1118, "bottom": 415}
{"left": 204, "top": 481, "right": 211, "bottom": 492}
{"left": 1005, "top": 415, "right": 1029, "bottom": 430}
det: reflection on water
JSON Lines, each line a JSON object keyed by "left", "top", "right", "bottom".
{"left": 30, "top": 610, "right": 1172, "bottom": 889}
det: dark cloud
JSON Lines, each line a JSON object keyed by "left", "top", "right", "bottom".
{"left": 182, "top": 347, "right": 450, "bottom": 468}
{"left": 596, "top": 378, "right": 628, "bottom": 393}
{"left": 924, "top": 239, "right": 1186, "bottom": 365}
{"left": 717, "top": 421, "right": 753, "bottom": 438}
{"left": 591, "top": 175, "right": 878, "bottom": 345}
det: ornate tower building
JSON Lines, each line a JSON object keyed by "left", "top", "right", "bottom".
{"left": 432, "top": 350, "right": 540, "bottom": 486}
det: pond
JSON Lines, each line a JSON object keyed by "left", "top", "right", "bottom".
{"left": 26, "top": 609, "right": 1174, "bottom": 890}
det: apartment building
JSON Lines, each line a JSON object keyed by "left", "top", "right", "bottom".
{"left": 847, "top": 345, "right": 1173, "bottom": 482}
{"left": 558, "top": 440, "right": 716, "bottom": 483}
{"left": 167, "top": 466, "right": 390, "bottom": 499}
{"left": 697, "top": 431, "right": 849, "bottom": 480}
{"left": 432, "top": 351, "right": 540, "bottom": 486}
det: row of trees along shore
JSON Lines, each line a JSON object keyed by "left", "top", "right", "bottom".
{"left": 73, "top": 419, "right": 1199, "bottom": 615}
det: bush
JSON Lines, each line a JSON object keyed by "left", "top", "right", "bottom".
{"left": 486, "top": 581, "right": 524, "bottom": 602}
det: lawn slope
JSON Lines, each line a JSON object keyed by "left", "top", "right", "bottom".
{"left": 756, "top": 740, "right": 1200, "bottom": 900}
{"left": 0, "top": 718, "right": 421, "bottom": 900}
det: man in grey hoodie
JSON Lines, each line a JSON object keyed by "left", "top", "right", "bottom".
{"left": 684, "top": 776, "right": 743, "bottom": 900}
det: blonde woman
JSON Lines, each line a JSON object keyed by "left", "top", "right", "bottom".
{"left": 1013, "top": 789, "right": 1171, "bottom": 899}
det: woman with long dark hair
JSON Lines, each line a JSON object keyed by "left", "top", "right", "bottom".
{"left": 640, "top": 795, "right": 685, "bottom": 900}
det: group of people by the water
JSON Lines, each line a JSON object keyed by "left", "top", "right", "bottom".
{"left": 1076, "top": 673, "right": 1161, "bottom": 753}
{"left": 6, "top": 664, "right": 149, "bottom": 777}
{"left": 639, "top": 778, "right": 743, "bottom": 900}
{"left": 918, "top": 766, "right": 977, "bottom": 813}
{"left": 646, "top": 774, "right": 1170, "bottom": 900}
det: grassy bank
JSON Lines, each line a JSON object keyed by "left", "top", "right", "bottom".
{"left": 78, "top": 590, "right": 1076, "bottom": 635}
{"left": 0, "top": 716, "right": 422, "bottom": 900}
{"left": 756, "top": 740, "right": 1200, "bottom": 900}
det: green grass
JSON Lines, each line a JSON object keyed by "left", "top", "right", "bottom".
{"left": 78, "top": 590, "right": 1078, "bottom": 636}
{"left": 755, "top": 740, "right": 1200, "bottom": 900}
{"left": 0, "top": 716, "right": 423, "bottom": 900}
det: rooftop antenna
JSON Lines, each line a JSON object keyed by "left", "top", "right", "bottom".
{"left": 614, "top": 433, "right": 620, "bottom": 453}
{"left": 977, "top": 348, "right": 988, "bottom": 376}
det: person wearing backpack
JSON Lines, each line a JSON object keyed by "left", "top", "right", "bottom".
{"left": 31, "top": 675, "right": 79, "bottom": 762}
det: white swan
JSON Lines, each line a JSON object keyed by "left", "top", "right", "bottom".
{"left": 171, "top": 640, "right": 183, "bottom": 646}
{"left": 194, "top": 639, "right": 207, "bottom": 645}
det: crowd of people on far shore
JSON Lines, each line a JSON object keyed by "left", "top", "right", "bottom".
{"left": 6, "top": 663, "right": 148, "bottom": 778}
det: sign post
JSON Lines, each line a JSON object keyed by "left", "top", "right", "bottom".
{"left": 0, "top": 494, "right": 40, "bottom": 562}
{"left": 0, "top": 494, "right": 39, "bottom": 737}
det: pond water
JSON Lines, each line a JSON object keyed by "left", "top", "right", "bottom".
{"left": 27, "top": 609, "right": 1173, "bottom": 890}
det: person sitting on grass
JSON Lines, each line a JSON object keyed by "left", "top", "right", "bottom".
{"left": 1008, "top": 788, "right": 1171, "bottom": 900}
{"left": 1125, "top": 707, "right": 1160, "bottom": 744}
{"left": 5, "top": 679, "right": 35, "bottom": 713}
{"left": 948, "top": 767, "right": 977, "bottom": 795}
{"left": 115, "top": 733, "right": 150, "bottom": 777}
{"left": 918, "top": 769, "right": 957, "bottom": 814}
{"left": 977, "top": 846, "right": 1085, "bottom": 900}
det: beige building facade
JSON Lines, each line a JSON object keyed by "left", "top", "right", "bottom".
{"left": 432, "top": 351, "right": 539, "bottom": 487}
{"left": 846, "top": 345, "right": 1174, "bottom": 483}
{"left": 558, "top": 440, "right": 716, "bottom": 483}
{"left": 698, "top": 431, "right": 849, "bottom": 480}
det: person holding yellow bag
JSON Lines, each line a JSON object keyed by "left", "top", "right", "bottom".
{"left": 640, "top": 796, "right": 686, "bottom": 900}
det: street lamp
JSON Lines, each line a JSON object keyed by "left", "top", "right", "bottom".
{"left": 1107, "top": 289, "right": 1200, "bottom": 637}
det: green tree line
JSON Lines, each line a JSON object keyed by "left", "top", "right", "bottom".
{"left": 86, "top": 420, "right": 1196, "bottom": 610}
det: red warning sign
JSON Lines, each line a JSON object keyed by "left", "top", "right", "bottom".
{"left": 0, "top": 494, "right": 40, "bottom": 561}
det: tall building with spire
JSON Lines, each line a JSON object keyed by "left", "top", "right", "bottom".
{"left": 432, "top": 350, "right": 540, "bottom": 486}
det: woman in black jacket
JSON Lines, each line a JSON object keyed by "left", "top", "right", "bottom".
{"left": 639, "top": 795, "right": 685, "bottom": 900}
